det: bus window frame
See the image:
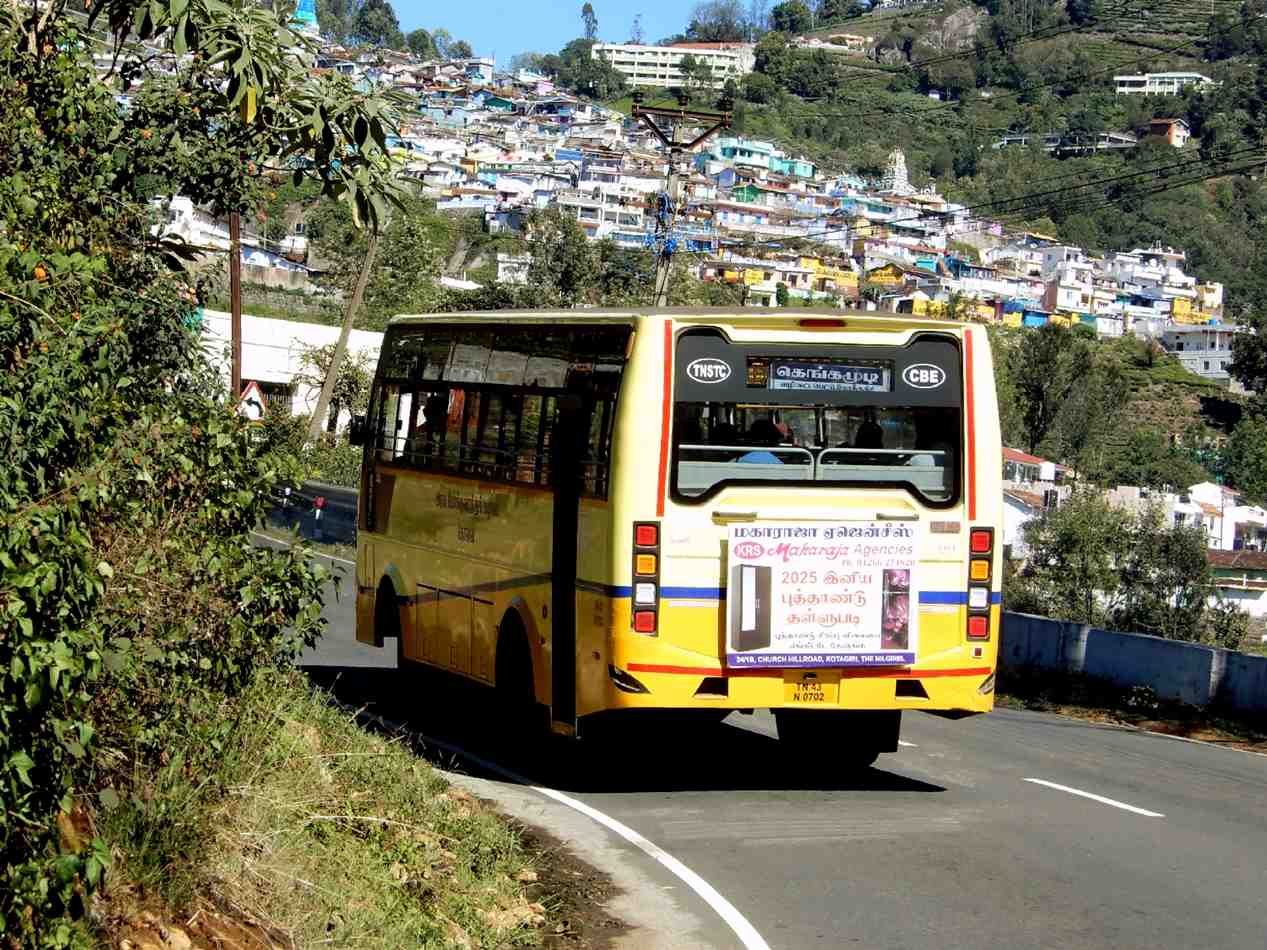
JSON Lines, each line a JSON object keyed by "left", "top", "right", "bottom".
{"left": 362, "top": 322, "right": 630, "bottom": 501}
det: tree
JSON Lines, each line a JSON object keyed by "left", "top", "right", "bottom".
{"left": 406, "top": 28, "right": 434, "bottom": 58}
{"left": 317, "top": 0, "right": 353, "bottom": 42}
{"left": 1065, "top": 0, "right": 1101, "bottom": 26}
{"left": 525, "top": 207, "right": 600, "bottom": 306}
{"left": 679, "top": 53, "right": 717, "bottom": 100}
{"left": 350, "top": 0, "right": 403, "bottom": 48}
{"left": 747, "top": 0, "right": 771, "bottom": 38}
{"left": 687, "top": 0, "right": 749, "bottom": 41}
{"left": 770, "top": 0, "right": 812, "bottom": 33}
{"left": 430, "top": 26, "right": 454, "bottom": 58}
{"left": 307, "top": 195, "right": 444, "bottom": 328}
{"left": 582, "top": 2, "right": 598, "bottom": 40}
{"left": 1022, "top": 489, "right": 1134, "bottom": 625}
{"left": 449, "top": 39, "right": 473, "bottom": 58}
{"left": 555, "top": 38, "right": 627, "bottom": 99}
{"left": 1010, "top": 323, "right": 1093, "bottom": 455}
{"left": 1225, "top": 414, "right": 1267, "bottom": 505}
{"left": 1229, "top": 329, "right": 1267, "bottom": 397}
{"left": 817, "top": 0, "right": 848, "bottom": 21}
{"left": 0, "top": 0, "right": 399, "bottom": 934}
{"left": 776, "top": 282, "right": 791, "bottom": 306}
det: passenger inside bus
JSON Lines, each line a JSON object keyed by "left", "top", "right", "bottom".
{"left": 737, "top": 418, "right": 784, "bottom": 464}
{"left": 851, "top": 408, "right": 885, "bottom": 450}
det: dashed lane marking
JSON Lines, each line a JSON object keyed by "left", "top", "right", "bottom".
{"left": 1023, "top": 778, "right": 1165, "bottom": 818}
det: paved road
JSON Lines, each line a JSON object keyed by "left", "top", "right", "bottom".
{"left": 296, "top": 560, "right": 1267, "bottom": 950}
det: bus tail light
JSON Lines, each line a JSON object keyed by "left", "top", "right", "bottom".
{"left": 966, "top": 527, "right": 994, "bottom": 641}
{"left": 632, "top": 522, "right": 661, "bottom": 635}
{"left": 635, "top": 524, "right": 659, "bottom": 547}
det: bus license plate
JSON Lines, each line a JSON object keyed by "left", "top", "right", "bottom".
{"left": 784, "top": 672, "right": 839, "bottom": 704}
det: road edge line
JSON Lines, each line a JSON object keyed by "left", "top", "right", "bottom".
{"left": 363, "top": 709, "right": 772, "bottom": 950}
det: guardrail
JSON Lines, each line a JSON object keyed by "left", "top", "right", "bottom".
{"left": 1001, "top": 611, "right": 1267, "bottom": 716}
{"left": 267, "top": 480, "right": 358, "bottom": 546}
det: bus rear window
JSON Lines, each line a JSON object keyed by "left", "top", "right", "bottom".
{"left": 672, "top": 403, "right": 960, "bottom": 504}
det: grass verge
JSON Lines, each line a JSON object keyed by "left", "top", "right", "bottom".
{"left": 93, "top": 671, "right": 558, "bottom": 948}
{"left": 996, "top": 665, "right": 1267, "bottom": 754}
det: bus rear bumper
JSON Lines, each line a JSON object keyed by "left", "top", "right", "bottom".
{"left": 595, "top": 643, "right": 996, "bottom": 716}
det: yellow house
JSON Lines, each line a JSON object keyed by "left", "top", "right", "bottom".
{"left": 907, "top": 298, "right": 997, "bottom": 322}
{"left": 865, "top": 262, "right": 908, "bottom": 286}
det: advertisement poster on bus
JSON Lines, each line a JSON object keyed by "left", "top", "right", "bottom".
{"left": 726, "top": 522, "right": 919, "bottom": 668}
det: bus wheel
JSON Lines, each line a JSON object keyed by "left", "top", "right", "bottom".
{"left": 373, "top": 580, "right": 403, "bottom": 666}
{"left": 493, "top": 618, "right": 543, "bottom": 743}
{"left": 774, "top": 710, "right": 897, "bottom": 770}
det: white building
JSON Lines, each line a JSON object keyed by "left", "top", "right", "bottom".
{"left": 590, "top": 42, "right": 754, "bottom": 90}
{"left": 200, "top": 310, "right": 382, "bottom": 427}
{"left": 1114, "top": 72, "right": 1216, "bottom": 95}
{"left": 1156, "top": 323, "right": 1240, "bottom": 388}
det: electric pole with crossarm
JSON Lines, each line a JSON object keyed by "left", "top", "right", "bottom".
{"left": 631, "top": 91, "right": 732, "bottom": 307}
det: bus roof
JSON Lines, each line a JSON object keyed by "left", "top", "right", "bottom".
{"left": 387, "top": 308, "right": 976, "bottom": 333}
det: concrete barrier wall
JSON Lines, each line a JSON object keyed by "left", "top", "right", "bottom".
{"left": 1000, "top": 611, "right": 1266, "bottom": 716}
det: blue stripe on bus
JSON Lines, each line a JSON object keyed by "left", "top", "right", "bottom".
{"left": 583, "top": 585, "right": 1001, "bottom": 605}
{"left": 919, "top": 591, "right": 1003, "bottom": 605}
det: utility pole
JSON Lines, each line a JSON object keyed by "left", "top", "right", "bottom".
{"left": 229, "top": 210, "right": 243, "bottom": 399}
{"left": 632, "top": 90, "right": 732, "bottom": 308}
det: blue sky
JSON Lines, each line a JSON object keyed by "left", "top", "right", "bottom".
{"left": 394, "top": 0, "right": 693, "bottom": 64}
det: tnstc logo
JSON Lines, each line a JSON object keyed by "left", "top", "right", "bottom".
{"left": 685, "top": 357, "right": 732, "bottom": 384}
{"left": 902, "top": 363, "right": 946, "bottom": 389}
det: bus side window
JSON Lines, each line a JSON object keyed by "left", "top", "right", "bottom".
{"left": 515, "top": 395, "right": 555, "bottom": 486}
{"left": 582, "top": 399, "right": 614, "bottom": 497}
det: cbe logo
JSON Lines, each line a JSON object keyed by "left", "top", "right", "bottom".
{"left": 902, "top": 363, "right": 946, "bottom": 389}
{"left": 733, "top": 541, "right": 765, "bottom": 559}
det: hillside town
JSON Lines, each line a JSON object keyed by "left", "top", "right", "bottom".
{"left": 149, "top": 13, "right": 1241, "bottom": 392}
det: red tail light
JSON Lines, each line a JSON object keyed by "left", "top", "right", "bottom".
{"left": 632, "top": 522, "right": 660, "bottom": 635}
{"left": 967, "top": 615, "right": 990, "bottom": 640}
{"left": 970, "top": 528, "right": 992, "bottom": 554}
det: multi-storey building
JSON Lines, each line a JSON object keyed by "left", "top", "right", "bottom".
{"left": 1113, "top": 71, "right": 1215, "bottom": 95}
{"left": 590, "top": 41, "right": 754, "bottom": 89}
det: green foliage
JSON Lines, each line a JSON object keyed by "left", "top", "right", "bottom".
{"left": 0, "top": 2, "right": 414, "bottom": 937}
{"left": 1019, "top": 491, "right": 1244, "bottom": 646}
{"left": 686, "top": 0, "right": 750, "bottom": 42}
{"left": 307, "top": 194, "right": 444, "bottom": 329}
{"left": 524, "top": 207, "right": 601, "bottom": 306}
{"left": 1224, "top": 414, "right": 1267, "bottom": 505}
{"left": 406, "top": 28, "right": 435, "bottom": 58}
{"left": 555, "top": 38, "right": 628, "bottom": 100}
{"left": 350, "top": 0, "right": 403, "bottom": 48}
{"left": 770, "top": 0, "right": 812, "bottom": 33}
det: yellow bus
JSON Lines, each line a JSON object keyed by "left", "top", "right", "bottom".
{"left": 349, "top": 309, "right": 1003, "bottom": 767}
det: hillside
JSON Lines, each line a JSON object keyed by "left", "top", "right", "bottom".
{"left": 726, "top": 0, "right": 1267, "bottom": 317}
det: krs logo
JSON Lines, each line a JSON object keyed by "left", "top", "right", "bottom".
{"left": 686, "top": 357, "right": 732, "bottom": 384}
{"left": 902, "top": 363, "right": 946, "bottom": 389}
{"left": 733, "top": 541, "right": 765, "bottom": 559}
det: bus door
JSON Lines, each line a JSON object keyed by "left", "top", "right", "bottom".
{"left": 550, "top": 392, "right": 591, "bottom": 729}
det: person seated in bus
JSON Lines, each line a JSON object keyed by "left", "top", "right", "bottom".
{"left": 711, "top": 421, "right": 740, "bottom": 446}
{"left": 737, "top": 418, "right": 784, "bottom": 464}
{"left": 678, "top": 414, "right": 704, "bottom": 447}
{"left": 852, "top": 408, "right": 885, "bottom": 450}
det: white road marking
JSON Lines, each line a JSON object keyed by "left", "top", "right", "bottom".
{"left": 898, "top": 740, "right": 917, "bottom": 747}
{"left": 1023, "top": 778, "right": 1165, "bottom": 818}
{"left": 250, "top": 530, "right": 356, "bottom": 567}
{"left": 360, "top": 711, "right": 772, "bottom": 950}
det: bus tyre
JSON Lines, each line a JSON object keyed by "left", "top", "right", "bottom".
{"left": 774, "top": 709, "right": 900, "bottom": 771}
{"left": 493, "top": 621, "right": 542, "bottom": 744}
{"left": 373, "top": 581, "right": 402, "bottom": 666}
